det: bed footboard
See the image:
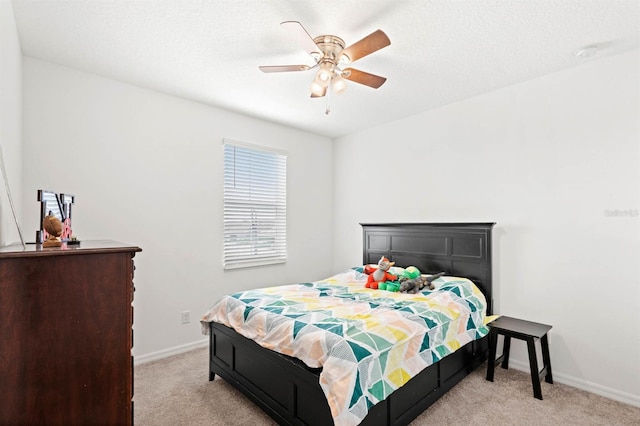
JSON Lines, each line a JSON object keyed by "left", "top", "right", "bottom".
{"left": 210, "top": 322, "right": 488, "bottom": 426}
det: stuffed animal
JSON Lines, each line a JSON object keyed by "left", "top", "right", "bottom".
{"left": 399, "top": 272, "right": 446, "bottom": 294}
{"left": 386, "top": 282, "right": 400, "bottom": 292}
{"left": 379, "top": 281, "right": 400, "bottom": 292}
{"left": 365, "top": 256, "right": 398, "bottom": 289}
{"left": 424, "top": 272, "right": 445, "bottom": 288}
{"left": 398, "top": 276, "right": 425, "bottom": 294}
{"left": 42, "top": 214, "right": 63, "bottom": 248}
{"left": 403, "top": 266, "right": 421, "bottom": 279}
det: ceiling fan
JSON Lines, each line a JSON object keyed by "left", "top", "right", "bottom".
{"left": 259, "top": 21, "right": 391, "bottom": 100}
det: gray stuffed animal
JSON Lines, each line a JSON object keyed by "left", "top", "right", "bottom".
{"left": 399, "top": 272, "right": 445, "bottom": 294}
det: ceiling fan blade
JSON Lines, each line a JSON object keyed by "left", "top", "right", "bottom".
{"left": 342, "top": 68, "right": 387, "bottom": 89}
{"left": 259, "top": 65, "right": 311, "bottom": 73}
{"left": 341, "top": 29, "right": 390, "bottom": 63}
{"left": 310, "top": 86, "right": 327, "bottom": 98}
{"left": 281, "top": 21, "right": 321, "bottom": 57}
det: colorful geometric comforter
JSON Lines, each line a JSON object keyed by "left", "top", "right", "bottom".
{"left": 201, "top": 269, "right": 489, "bottom": 426}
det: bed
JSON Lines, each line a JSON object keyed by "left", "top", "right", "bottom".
{"left": 202, "top": 222, "right": 495, "bottom": 426}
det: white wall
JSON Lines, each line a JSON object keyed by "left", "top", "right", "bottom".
{"left": 333, "top": 50, "right": 640, "bottom": 405}
{"left": 22, "top": 57, "right": 334, "bottom": 360}
{"left": 0, "top": 0, "right": 22, "bottom": 246}
{"left": 13, "top": 11, "right": 639, "bottom": 405}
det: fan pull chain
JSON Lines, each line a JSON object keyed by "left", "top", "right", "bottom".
{"left": 325, "top": 83, "right": 331, "bottom": 115}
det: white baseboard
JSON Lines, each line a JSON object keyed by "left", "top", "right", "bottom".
{"left": 507, "top": 359, "right": 640, "bottom": 408}
{"left": 134, "top": 341, "right": 640, "bottom": 408}
{"left": 133, "top": 338, "right": 208, "bottom": 366}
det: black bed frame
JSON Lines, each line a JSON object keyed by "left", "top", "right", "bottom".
{"left": 208, "top": 223, "right": 495, "bottom": 425}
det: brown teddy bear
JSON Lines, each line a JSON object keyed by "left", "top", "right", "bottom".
{"left": 42, "top": 214, "right": 63, "bottom": 248}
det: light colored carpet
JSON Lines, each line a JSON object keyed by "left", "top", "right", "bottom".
{"left": 134, "top": 347, "right": 640, "bottom": 425}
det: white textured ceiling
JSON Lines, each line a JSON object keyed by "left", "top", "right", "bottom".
{"left": 11, "top": 0, "right": 640, "bottom": 138}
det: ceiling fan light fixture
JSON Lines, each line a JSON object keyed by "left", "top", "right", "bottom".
{"left": 313, "top": 71, "right": 331, "bottom": 88}
{"left": 317, "top": 62, "right": 333, "bottom": 81}
{"left": 310, "top": 81, "right": 325, "bottom": 96}
{"left": 332, "top": 75, "right": 347, "bottom": 94}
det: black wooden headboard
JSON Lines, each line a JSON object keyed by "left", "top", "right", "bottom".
{"left": 361, "top": 223, "right": 495, "bottom": 315}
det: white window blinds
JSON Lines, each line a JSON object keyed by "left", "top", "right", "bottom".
{"left": 223, "top": 140, "right": 287, "bottom": 269}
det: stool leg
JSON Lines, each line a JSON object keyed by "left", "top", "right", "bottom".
{"left": 486, "top": 330, "right": 497, "bottom": 382}
{"left": 527, "top": 338, "right": 543, "bottom": 400}
{"left": 541, "top": 334, "right": 553, "bottom": 384}
{"left": 501, "top": 336, "right": 511, "bottom": 369}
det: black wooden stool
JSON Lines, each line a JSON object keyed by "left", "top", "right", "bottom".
{"left": 486, "top": 316, "right": 553, "bottom": 400}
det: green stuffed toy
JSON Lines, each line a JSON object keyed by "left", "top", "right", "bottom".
{"left": 403, "top": 266, "right": 421, "bottom": 279}
{"left": 379, "top": 281, "right": 400, "bottom": 292}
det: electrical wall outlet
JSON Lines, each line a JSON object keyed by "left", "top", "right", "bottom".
{"left": 181, "top": 311, "right": 190, "bottom": 324}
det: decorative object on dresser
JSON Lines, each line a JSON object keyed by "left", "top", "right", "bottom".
{"left": 204, "top": 222, "right": 495, "bottom": 425}
{"left": 36, "top": 189, "right": 76, "bottom": 244}
{"left": 0, "top": 240, "right": 141, "bottom": 426}
{"left": 42, "top": 214, "right": 63, "bottom": 247}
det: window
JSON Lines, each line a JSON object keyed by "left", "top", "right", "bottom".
{"left": 223, "top": 140, "right": 287, "bottom": 269}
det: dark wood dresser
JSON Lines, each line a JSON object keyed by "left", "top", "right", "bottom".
{"left": 0, "top": 240, "right": 141, "bottom": 425}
